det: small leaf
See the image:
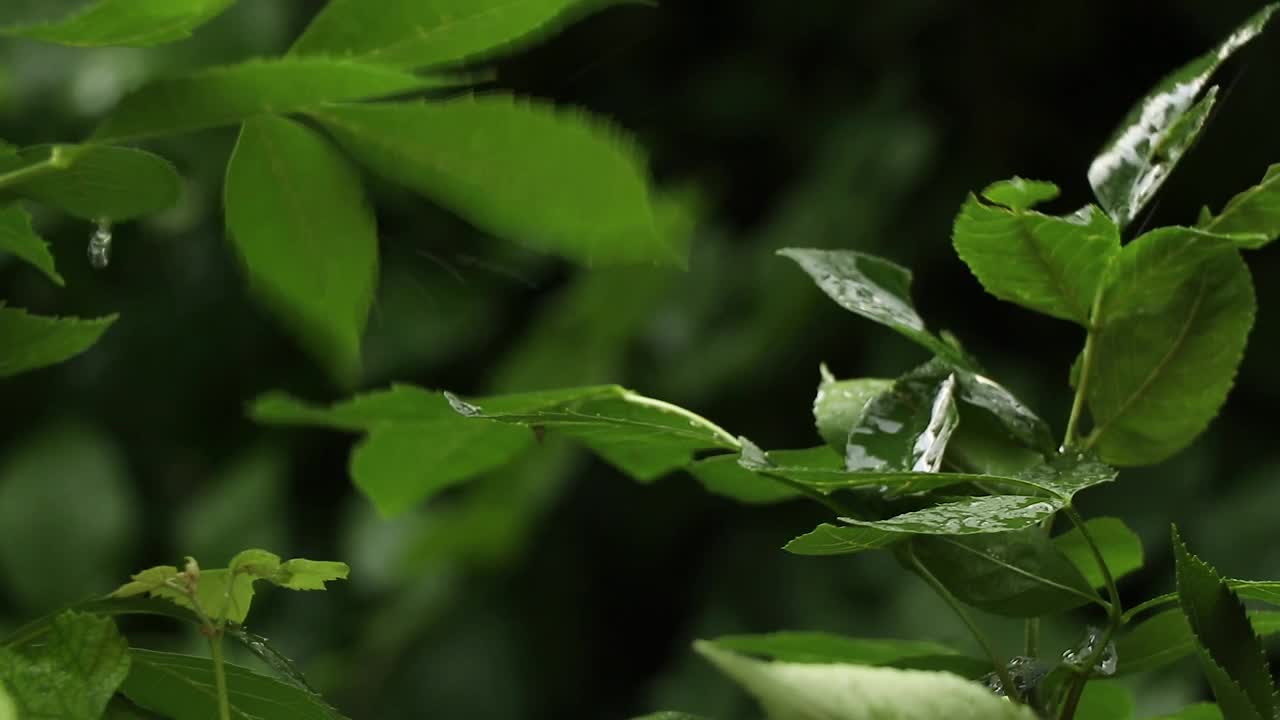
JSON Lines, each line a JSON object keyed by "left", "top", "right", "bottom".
{"left": 311, "top": 96, "right": 683, "bottom": 267}
{"left": 1053, "top": 517, "right": 1144, "bottom": 590}
{"left": 709, "top": 632, "right": 961, "bottom": 667}
{"left": 777, "top": 248, "right": 972, "bottom": 368}
{"left": 0, "top": 205, "right": 61, "bottom": 285}
{"left": 1200, "top": 163, "right": 1280, "bottom": 248}
{"left": 693, "top": 641, "right": 1037, "bottom": 720}
{"left": 980, "top": 177, "right": 1060, "bottom": 210}
{"left": 0, "top": 305, "right": 115, "bottom": 377}
{"left": 1087, "top": 229, "right": 1254, "bottom": 465}
{"left": 813, "top": 367, "right": 892, "bottom": 452}
{"left": 1088, "top": 4, "right": 1277, "bottom": 227}
{"left": 272, "top": 558, "right": 350, "bottom": 590}
{"left": 93, "top": 58, "right": 442, "bottom": 142}
{"left": 1, "top": 0, "right": 237, "bottom": 47}
{"left": 291, "top": 0, "right": 629, "bottom": 69}
{"left": 784, "top": 524, "right": 903, "bottom": 556}
{"left": 0, "top": 612, "right": 129, "bottom": 720}
{"left": 952, "top": 194, "right": 1119, "bottom": 324}
{"left": 1174, "top": 527, "right": 1277, "bottom": 720}
{"left": 225, "top": 115, "right": 379, "bottom": 386}
{"left": 0, "top": 145, "right": 180, "bottom": 221}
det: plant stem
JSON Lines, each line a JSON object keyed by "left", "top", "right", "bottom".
{"left": 0, "top": 147, "right": 67, "bottom": 191}
{"left": 1063, "top": 291, "right": 1105, "bottom": 450}
{"left": 1024, "top": 618, "right": 1040, "bottom": 657}
{"left": 1056, "top": 506, "right": 1124, "bottom": 720}
{"left": 209, "top": 630, "right": 232, "bottom": 720}
{"left": 907, "top": 547, "right": 1019, "bottom": 703}
{"left": 1121, "top": 593, "right": 1176, "bottom": 623}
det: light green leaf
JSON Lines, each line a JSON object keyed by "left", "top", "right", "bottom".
{"left": 0, "top": 305, "right": 115, "bottom": 377}
{"left": 1200, "top": 164, "right": 1280, "bottom": 248}
{"left": 312, "top": 96, "right": 683, "bottom": 267}
{"left": 0, "top": 683, "right": 13, "bottom": 720}
{"left": 1, "top": 0, "right": 237, "bottom": 46}
{"left": 1115, "top": 609, "right": 1280, "bottom": 676}
{"left": 687, "top": 448, "right": 830, "bottom": 504}
{"left": 1089, "top": 4, "right": 1277, "bottom": 227}
{"left": 0, "top": 205, "right": 61, "bottom": 285}
{"left": 1053, "top": 517, "right": 1143, "bottom": 590}
{"left": 121, "top": 649, "right": 347, "bottom": 720}
{"left": 1152, "top": 705, "right": 1224, "bottom": 720}
{"left": 0, "top": 144, "right": 180, "bottom": 221}
{"left": 980, "top": 177, "right": 1060, "bottom": 211}
{"left": 1086, "top": 228, "right": 1254, "bottom": 466}
{"left": 291, "top": 0, "right": 629, "bottom": 69}
{"left": 952, "top": 193, "right": 1119, "bottom": 324}
{"left": 93, "top": 58, "right": 442, "bottom": 142}
{"left": 273, "top": 558, "right": 350, "bottom": 590}
{"left": 777, "top": 248, "right": 973, "bottom": 368}
{"left": 784, "top": 524, "right": 903, "bottom": 556}
{"left": 694, "top": 641, "right": 1037, "bottom": 720}
{"left": 813, "top": 367, "right": 892, "bottom": 451}
{"left": 709, "top": 632, "right": 960, "bottom": 667}
{"left": 0, "top": 612, "right": 129, "bottom": 720}
{"left": 225, "top": 115, "right": 378, "bottom": 386}
{"left": 1075, "top": 681, "right": 1136, "bottom": 720}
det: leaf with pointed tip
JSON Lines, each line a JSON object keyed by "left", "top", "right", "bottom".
{"left": 1174, "top": 528, "right": 1277, "bottom": 720}
{"left": 1086, "top": 228, "right": 1254, "bottom": 466}
{"left": 225, "top": 115, "right": 378, "bottom": 386}
{"left": 0, "top": 612, "right": 129, "bottom": 720}
{"left": 1053, "top": 517, "right": 1144, "bottom": 590}
{"left": 291, "top": 0, "right": 632, "bottom": 69}
{"left": 1200, "top": 163, "right": 1280, "bottom": 248}
{"left": 687, "top": 448, "right": 832, "bottom": 504}
{"left": 1089, "top": 4, "right": 1277, "bottom": 227}
{"left": 777, "top": 248, "right": 973, "bottom": 368}
{"left": 693, "top": 641, "right": 1038, "bottom": 720}
{"left": 312, "top": 96, "right": 681, "bottom": 266}
{"left": 1, "top": 0, "right": 236, "bottom": 47}
{"left": 93, "top": 58, "right": 442, "bottom": 142}
{"left": 952, "top": 192, "right": 1119, "bottom": 325}
{"left": 784, "top": 524, "right": 903, "bottom": 556}
{"left": 0, "top": 144, "right": 180, "bottom": 221}
{"left": 980, "top": 177, "right": 1060, "bottom": 211}
{"left": 1116, "top": 609, "right": 1280, "bottom": 676}
{"left": 0, "top": 305, "right": 115, "bottom": 377}
{"left": 0, "top": 206, "right": 60, "bottom": 285}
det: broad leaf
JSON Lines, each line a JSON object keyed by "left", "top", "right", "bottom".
{"left": 709, "top": 632, "right": 960, "bottom": 666}
{"left": 687, "top": 448, "right": 833, "bottom": 504}
{"left": 813, "top": 367, "right": 892, "bottom": 451}
{"left": 694, "top": 641, "right": 1037, "bottom": 720}
{"left": 0, "top": 145, "right": 180, "bottom": 221}
{"left": 0, "top": 305, "right": 115, "bottom": 377}
{"left": 784, "top": 524, "right": 903, "bottom": 556}
{"left": 1, "top": 0, "right": 236, "bottom": 46}
{"left": 1087, "top": 229, "right": 1254, "bottom": 465}
{"left": 311, "top": 97, "right": 683, "bottom": 266}
{"left": 1173, "top": 528, "right": 1276, "bottom": 720}
{"left": 1200, "top": 163, "right": 1280, "bottom": 248}
{"left": 952, "top": 192, "right": 1119, "bottom": 324}
{"left": 225, "top": 115, "right": 378, "bottom": 386}
{"left": 291, "top": 0, "right": 627, "bottom": 69}
{"left": 0, "top": 612, "right": 129, "bottom": 720}
{"left": 121, "top": 649, "right": 347, "bottom": 720}
{"left": 93, "top": 58, "right": 440, "bottom": 142}
{"left": 777, "top": 248, "right": 972, "bottom": 368}
{"left": 0, "top": 205, "right": 61, "bottom": 285}
{"left": 1088, "top": 5, "right": 1277, "bottom": 227}
{"left": 1053, "top": 517, "right": 1144, "bottom": 590}
{"left": 1116, "top": 609, "right": 1280, "bottom": 676}
{"left": 910, "top": 528, "right": 1102, "bottom": 617}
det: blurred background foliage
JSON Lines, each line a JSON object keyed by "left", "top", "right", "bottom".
{"left": 2, "top": 1, "right": 1280, "bottom": 718}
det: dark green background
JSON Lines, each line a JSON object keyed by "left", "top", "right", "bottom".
{"left": 1, "top": 1, "right": 1278, "bottom": 717}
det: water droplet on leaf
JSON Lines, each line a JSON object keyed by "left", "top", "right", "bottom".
{"left": 1061, "top": 626, "right": 1117, "bottom": 676}
{"left": 88, "top": 220, "right": 112, "bottom": 269}
{"left": 444, "top": 391, "right": 482, "bottom": 417}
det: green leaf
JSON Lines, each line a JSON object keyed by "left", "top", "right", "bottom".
{"left": 0, "top": 683, "right": 13, "bottom": 720}
{"left": 910, "top": 528, "right": 1102, "bottom": 617}
{"left": 0, "top": 144, "right": 180, "bottom": 221}
{"left": 0, "top": 205, "right": 61, "bottom": 285}
{"left": 1088, "top": 4, "right": 1277, "bottom": 227}
{"left": 1075, "top": 681, "right": 1136, "bottom": 720}
{"left": 0, "top": 612, "right": 129, "bottom": 720}
{"left": 1200, "top": 163, "right": 1280, "bottom": 248}
{"left": 225, "top": 115, "right": 378, "bottom": 386}
{"left": 844, "top": 371, "right": 959, "bottom": 473}
{"left": 693, "top": 641, "right": 1037, "bottom": 720}
{"left": 120, "top": 649, "right": 347, "bottom": 720}
{"left": 1116, "top": 609, "right": 1280, "bottom": 676}
{"left": 291, "top": 0, "right": 628, "bottom": 69}
{"left": 0, "top": 305, "right": 115, "bottom": 377}
{"left": 952, "top": 193, "right": 1119, "bottom": 324}
{"left": 1053, "top": 517, "right": 1144, "bottom": 590}
{"left": 93, "top": 58, "right": 441, "bottom": 142}
{"left": 784, "top": 524, "right": 904, "bottom": 556}
{"left": 1152, "top": 705, "right": 1224, "bottom": 720}
{"left": 777, "top": 248, "right": 973, "bottom": 368}
{"left": 311, "top": 96, "right": 683, "bottom": 267}
{"left": 813, "top": 367, "right": 892, "bottom": 451}
{"left": 709, "top": 632, "right": 961, "bottom": 667}
{"left": 1, "top": 0, "right": 237, "bottom": 46}
{"left": 979, "top": 177, "right": 1060, "bottom": 211}
{"left": 901, "top": 359, "right": 1054, "bottom": 453}
{"left": 273, "top": 558, "right": 350, "bottom": 590}
{"left": 687, "top": 448, "right": 833, "bottom": 504}
{"left": 1086, "top": 228, "right": 1254, "bottom": 466}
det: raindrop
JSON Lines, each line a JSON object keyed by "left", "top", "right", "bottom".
{"left": 444, "top": 391, "right": 483, "bottom": 417}
{"left": 88, "top": 220, "right": 112, "bottom": 269}
{"left": 1062, "top": 626, "right": 1117, "bottom": 676}
{"left": 981, "top": 656, "right": 1050, "bottom": 699}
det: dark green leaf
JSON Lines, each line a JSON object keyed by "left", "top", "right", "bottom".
{"left": 844, "top": 371, "right": 958, "bottom": 472}
{"left": 0, "top": 305, "right": 115, "bottom": 377}
{"left": 902, "top": 359, "right": 1054, "bottom": 453}
{"left": 0, "top": 145, "right": 179, "bottom": 221}
{"left": 910, "top": 528, "right": 1102, "bottom": 617}
{"left": 1, "top": 0, "right": 236, "bottom": 46}
{"left": 777, "top": 248, "right": 973, "bottom": 368}
{"left": 784, "top": 524, "right": 903, "bottom": 556}
{"left": 709, "top": 632, "right": 960, "bottom": 666}
{"left": 952, "top": 193, "right": 1119, "bottom": 324}
{"left": 291, "top": 0, "right": 629, "bottom": 69}
{"left": 1200, "top": 163, "right": 1280, "bottom": 248}
{"left": 93, "top": 58, "right": 440, "bottom": 142}
{"left": 688, "top": 448, "right": 834, "bottom": 504}
{"left": 1173, "top": 527, "right": 1276, "bottom": 720}
{"left": 1075, "top": 681, "right": 1136, "bottom": 720}
{"left": 980, "top": 177, "right": 1060, "bottom": 210}
{"left": 0, "top": 612, "right": 129, "bottom": 720}
{"left": 1086, "top": 229, "right": 1254, "bottom": 465}
{"left": 120, "top": 649, "right": 347, "bottom": 720}
{"left": 1053, "top": 517, "right": 1144, "bottom": 590}
{"left": 312, "top": 96, "right": 683, "bottom": 266}
{"left": 1089, "top": 5, "right": 1277, "bottom": 227}
{"left": 813, "top": 367, "right": 892, "bottom": 451}
{"left": 0, "top": 205, "right": 61, "bottom": 285}
{"left": 225, "top": 115, "right": 378, "bottom": 386}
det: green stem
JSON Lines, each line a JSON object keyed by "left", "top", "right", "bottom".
{"left": 1122, "top": 593, "right": 1176, "bottom": 623}
{"left": 1063, "top": 291, "right": 1105, "bottom": 450}
{"left": 1056, "top": 506, "right": 1124, "bottom": 720}
{"left": 209, "top": 630, "right": 232, "bottom": 720}
{"left": 907, "top": 547, "right": 1020, "bottom": 703}
{"left": 1024, "top": 618, "right": 1040, "bottom": 657}
{"left": 0, "top": 147, "right": 68, "bottom": 191}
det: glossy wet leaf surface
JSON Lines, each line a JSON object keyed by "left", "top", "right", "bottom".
{"left": 0, "top": 305, "right": 115, "bottom": 378}
{"left": 0, "top": 611, "right": 129, "bottom": 720}
{"left": 844, "top": 371, "right": 958, "bottom": 473}
{"left": 842, "top": 494, "right": 1061, "bottom": 535}
{"left": 784, "top": 524, "right": 903, "bottom": 556}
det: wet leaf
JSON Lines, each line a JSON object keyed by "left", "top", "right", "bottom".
{"left": 1053, "top": 517, "right": 1144, "bottom": 589}
{"left": 903, "top": 359, "right": 1054, "bottom": 453}
{"left": 0, "top": 144, "right": 180, "bottom": 221}
{"left": 0, "top": 305, "right": 115, "bottom": 377}
{"left": 1116, "top": 609, "right": 1280, "bottom": 676}
{"left": 1200, "top": 163, "right": 1280, "bottom": 248}
{"left": 844, "top": 371, "right": 958, "bottom": 473}
{"left": 841, "top": 493, "right": 1062, "bottom": 536}
{"left": 0, "top": 612, "right": 129, "bottom": 719}
{"left": 0, "top": 205, "right": 60, "bottom": 285}
{"left": 784, "top": 524, "right": 903, "bottom": 556}
{"left": 812, "top": 367, "right": 892, "bottom": 451}
{"left": 0, "top": 0, "right": 236, "bottom": 46}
